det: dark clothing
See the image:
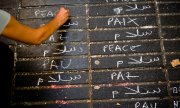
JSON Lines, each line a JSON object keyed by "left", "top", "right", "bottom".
{"left": 0, "top": 42, "right": 14, "bottom": 108}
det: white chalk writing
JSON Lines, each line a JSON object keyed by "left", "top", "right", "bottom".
{"left": 112, "top": 86, "right": 161, "bottom": 99}
{"left": 173, "top": 86, "right": 180, "bottom": 94}
{"left": 126, "top": 4, "right": 151, "bottom": 11}
{"left": 35, "top": 9, "right": 57, "bottom": 17}
{"left": 174, "top": 100, "right": 180, "bottom": 108}
{"left": 63, "top": 21, "right": 79, "bottom": 27}
{"left": 124, "top": 85, "right": 161, "bottom": 95}
{"left": 50, "top": 59, "right": 72, "bottom": 69}
{"left": 116, "top": 56, "right": 160, "bottom": 68}
{"left": 37, "top": 78, "right": 44, "bottom": 86}
{"left": 111, "top": 72, "right": 139, "bottom": 80}
{"left": 48, "top": 34, "right": 55, "bottom": 41}
{"left": 43, "top": 50, "right": 49, "bottom": 57}
{"left": 135, "top": 102, "right": 157, "bottom": 108}
{"left": 106, "top": 0, "right": 137, "bottom": 3}
{"left": 114, "top": 29, "right": 153, "bottom": 41}
{"left": 52, "top": 46, "right": 83, "bottom": 55}
{"left": 42, "top": 59, "right": 50, "bottom": 69}
{"left": 37, "top": 74, "right": 81, "bottom": 86}
{"left": 126, "top": 29, "right": 153, "bottom": 38}
{"left": 103, "top": 44, "right": 142, "bottom": 52}
{"left": 42, "top": 59, "right": 72, "bottom": 70}
{"left": 113, "top": 7, "right": 123, "bottom": 14}
{"left": 113, "top": 4, "right": 151, "bottom": 15}
{"left": 128, "top": 56, "right": 160, "bottom": 65}
{"left": 108, "top": 17, "right": 139, "bottom": 26}
{"left": 48, "top": 33, "right": 69, "bottom": 42}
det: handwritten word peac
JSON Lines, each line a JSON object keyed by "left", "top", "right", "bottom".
{"left": 108, "top": 17, "right": 139, "bottom": 26}
{"left": 42, "top": 59, "right": 72, "bottom": 70}
{"left": 174, "top": 100, "right": 180, "bottom": 108}
{"left": 173, "top": 86, "right": 180, "bottom": 94}
{"left": 111, "top": 72, "right": 139, "bottom": 81}
{"left": 52, "top": 46, "right": 83, "bottom": 55}
{"left": 135, "top": 102, "right": 157, "bottom": 108}
{"left": 35, "top": 9, "right": 57, "bottom": 18}
{"left": 106, "top": 0, "right": 137, "bottom": 3}
{"left": 113, "top": 4, "right": 151, "bottom": 15}
{"left": 116, "top": 56, "right": 160, "bottom": 68}
{"left": 37, "top": 74, "right": 81, "bottom": 86}
{"left": 103, "top": 44, "right": 141, "bottom": 52}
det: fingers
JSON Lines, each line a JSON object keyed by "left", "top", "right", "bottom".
{"left": 55, "top": 7, "right": 70, "bottom": 26}
{"left": 58, "top": 7, "right": 70, "bottom": 17}
{"left": 60, "top": 7, "right": 70, "bottom": 13}
{"left": 55, "top": 7, "right": 70, "bottom": 21}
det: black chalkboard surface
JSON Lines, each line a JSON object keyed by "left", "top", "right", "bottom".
{"left": 1, "top": 0, "right": 180, "bottom": 108}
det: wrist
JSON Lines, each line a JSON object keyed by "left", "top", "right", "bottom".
{"left": 52, "top": 17, "right": 63, "bottom": 27}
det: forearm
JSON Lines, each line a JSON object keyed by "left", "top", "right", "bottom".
{"left": 2, "top": 7, "right": 70, "bottom": 45}
{"left": 2, "top": 16, "right": 39, "bottom": 44}
{"left": 35, "top": 7, "right": 70, "bottom": 44}
{"left": 3, "top": 16, "right": 61, "bottom": 44}
{"left": 35, "top": 18, "right": 64, "bottom": 44}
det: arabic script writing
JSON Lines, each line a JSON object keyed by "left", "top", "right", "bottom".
{"left": 112, "top": 85, "right": 161, "bottom": 98}
{"left": 37, "top": 74, "right": 82, "bottom": 86}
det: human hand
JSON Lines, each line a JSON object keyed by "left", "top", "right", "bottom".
{"left": 55, "top": 7, "right": 70, "bottom": 26}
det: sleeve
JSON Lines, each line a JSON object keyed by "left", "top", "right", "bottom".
{"left": 0, "top": 9, "right": 11, "bottom": 35}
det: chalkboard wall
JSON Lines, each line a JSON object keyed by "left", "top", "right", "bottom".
{"left": 1, "top": 0, "right": 180, "bottom": 108}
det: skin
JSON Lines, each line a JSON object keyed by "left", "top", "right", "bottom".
{"left": 1, "top": 7, "right": 70, "bottom": 45}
